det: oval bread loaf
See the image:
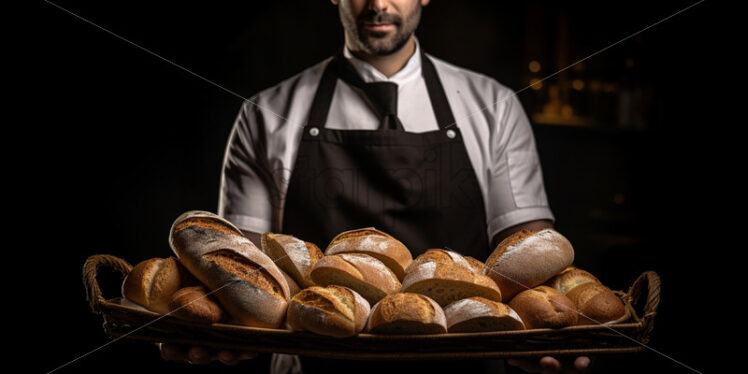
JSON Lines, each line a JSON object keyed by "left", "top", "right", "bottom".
{"left": 402, "top": 262, "right": 501, "bottom": 307}
{"left": 261, "top": 232, "right": 323, "bottom": 288}
{"left": 121, "top": 256, "right": 198, "bottom": 314}
{"left": 168, "top": 285, "right": 224, "bottom": 323}
{"left": 310, "top": 253, "right": 401, "bottom": 305}
{"left": 366, "top": 293, "right": 447, "bottom": 334}
{"left": 405, "top": 248, "right": 477, "bottom": 274}
{"left": 169, "top": 211, "right": 290, "bottom": 328}
{"left": 508, "top": 286, "right": 578, "bottom": 329}
{"left": 286, "top": 285, "right": 370, "bottom": 337}
{"left": 566, "top": 282, "right": 626, "bottom": 325}
{"left": 483, "top": 229, "right": 574, "bottom": 301}
{"left": 325, "top": 227, "right": 412, "bottom": 281}
{"left": 444, "top": 297, "right": 525, "bottom": 333}
{"left": 544, "top": 266, "right": 601, "bottom": 295}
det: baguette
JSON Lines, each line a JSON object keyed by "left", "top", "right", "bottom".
{"left": 404, "top": 248, "right": 476, "bottom": 274}
{"left": 261, "top": 232, "right": 323, "bottom": 288}
{"left": 443, "top": 297, "right": 525, "bottom": 333}
{"left": 286, "top": 285, "right": 370, "bottom": 337}
{"left": 402, "top": 262, "right": 501, "bottom": 307}
{"left": 121, "top": 256, "right": 198, "bottom": 314}
{"left": 483, "top": 229, "right": 574, "bottom": 301}
{"left": 168, "top": 285, "right": 224, "bottom": 323}
{"left": 169, "top": 210, "right": 290, "bottom": 328}
{"left": 366, "top": 293, "right": 447, "bottom": 334}
{"left": 566, "top": 282, "right": 626, "bottom": 325}
{"left": 310, "top": 253, "right": 401, "bottom": 305}
{"left": 508, "top": 286, "right": 578, "bottom": 329}
{"left": 324, "top": 227, "right": 412, "bottom": 281}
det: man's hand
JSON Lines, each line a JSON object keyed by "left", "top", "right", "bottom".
{"left": 158, "top": 342, "right": 258, "bottom": 365}
{"left": 507, "top": 356, "right": 592, "bottom": 374}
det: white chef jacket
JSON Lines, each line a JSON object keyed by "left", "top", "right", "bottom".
{"left": 218, "top": 36, "right": 555, "bottom": 245}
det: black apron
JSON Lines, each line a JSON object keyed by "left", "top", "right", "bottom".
{"left": 280, "top": 46, "right": 504, "bottom": 374}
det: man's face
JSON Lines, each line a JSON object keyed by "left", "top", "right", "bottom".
{"left": 335, "top": 0, "right": 428, "bottom": 56}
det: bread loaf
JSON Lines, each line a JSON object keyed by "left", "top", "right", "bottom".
{"left": 286, "top": 285, "right": 370, "bottom": 337}
{"left": 169, "top": 211, "right": 290, "bottom": 328}
{"left": 280, "top": 269, "right": 301, "bottom": 297}
{"left": 168, "top": 285, "right": 224, "bottom": 323}
{"left": 404, "top": 248, "right": 477, "bottom": 274}
{"left": 310, "top": 253, "right": 401, "bottom": 305}
{"left": 545, "top": 266, "right": 600, "bottom": 295}
{"left": 508, "top": 286, "right": 578, "bottom": 329}
{"left": 402, "top": 262, "right": 501, "bottom": 307}
{"left": 464, "top": 256, "right": 485, "bottom": 274}
{"left": 366, "top": 293, "right": 447, "bottom": 334}
{"left": 324, "top": 227, "right": 412, "bottom": 281}
{"left": 121, "top": 256, "right": 198, "bottom": 314}
{"left": 483, "top": 229, "right": 574, "bottom": 301}
{"left": 261, "top": 232, "right": 323, "bottom": 288}
{"left": 443, "top": 297, "right": 525, "bottom": 333}
{"left": 566, "top": 282, "right": 626, "bottom": 325}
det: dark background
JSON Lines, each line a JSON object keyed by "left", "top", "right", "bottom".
{"left": 30, "top": 0, "right": 720, "bottom": 373}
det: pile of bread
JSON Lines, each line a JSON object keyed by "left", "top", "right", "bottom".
{"left": 121, "top": 211, "right": 626, "bottom": 337}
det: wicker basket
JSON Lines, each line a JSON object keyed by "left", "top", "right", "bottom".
{"left": 83, "top": 254, "right": 660, "bottom": 359}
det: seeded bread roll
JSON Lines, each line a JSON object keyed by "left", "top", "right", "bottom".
{"left": 545, "top": 266, "right": 601, "bottom": 295}
{"left": 261, "top": 232, "right": 324, "bottom": 288}
{"left": 286, "top": 285, "right": 371, "bottom": 337}
{"left": 402, "top": 262, "right": 502, "bottom": 307}
{"left": 444, "top": 297, "right": 525, "bottom": 333}
{"left": 404, "top": 248, "right": 476, "bottom": 274}
{"left": 325, "top": 227, "right": 412, "bottom": 281}
{"left": 310, "top": 253, "right": 401, "bottom": 305}
{"left": 484, "top": 229, "right": 575, "bottom": 301}
{"left": 566, "top": 282, "right": 626, "bottom": 325}
{"left": 121, "top": 256, "right": 198, "bottom": 314}
{"left": 169, "top": 211, "right": 290, "bottom": 328}
{"left": 366, "top": 293, "right": 447, "bottom": 334}
{"left": 508, "top": 286, "right": 578, "bottom": 329}
{"left": 168, "top": 285, "right": 224, "bottom": 323}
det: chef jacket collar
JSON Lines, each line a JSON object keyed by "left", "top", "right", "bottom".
{"left": 342, "top": 35, "right": 422, "bottom": 86}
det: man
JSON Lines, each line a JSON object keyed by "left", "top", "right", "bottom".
{"left": 161, "top": 0, "right": 591, "bottom": 373}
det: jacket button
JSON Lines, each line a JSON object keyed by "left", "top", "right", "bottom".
{"left": 446, "top": 129, "right": 456, "bottom": 138}
{"left": 309, "top": 127, "right": 319, "bottom": 136}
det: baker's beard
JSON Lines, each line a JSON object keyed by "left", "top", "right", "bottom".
{"left": 341, "top": 4, "right": 421, "bottom": 56}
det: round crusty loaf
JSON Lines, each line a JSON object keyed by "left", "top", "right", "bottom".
{"left": 286, "top": 285, "right": 371, "bottom": 337}
{"left": 483, "top": 229, "right": 575, "bottom": 301}
{"left": 325, "top": 227, "right": 412, "bottom": 281}
{"left": 405, "top": 248, "right": 477, "bottom": 274}
{"left": 402, "top": 262, "right": 502, "bottom": 307}
{"left": 366, "top": 292, "right": 447, "bottom": 334}
{"left": 121, "top": 256, "right": 198, "bottom": 314}
{"left": 169, "top": 210, "right": 290, "bottom": 328}
{"left": 310, "top": 253, "right": 401, "bottom": 305}
{"left": 168, "top": 285, "right": 225, "bottom": 323}
{"left": 261, "top": 232, "right": 324, "bottom": 288}
{"left": 545, "top": 266, "right": 601, "bottom": 295}
{"left": 508, "top": 286, "right": 578, "bottom": 329}
{"left": 566, "top": 282, "right": 626, "bottom": 325}
{"left": 444, "top": 297, "right": 525, "bottom": 333}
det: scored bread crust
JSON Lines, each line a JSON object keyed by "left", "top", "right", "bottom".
{"left": 168, "top": 285, "right": 225, "bottom": 323}
{"left": 508, "top": 286, "right": 578, "bottom": 329}
{"left": 310, "top": 253, "right": 401, "bottom": 305}
{"left": 261, "top": 232, "right": 323, "bottom": 288}
{"left": 402, "top": 262, "right": 502, "bottom": 307}
{"left": 121, "top": 256, "right": 197, "bottom": 314}
{"left": 366, "top": 292, "right": 447, "bottom": 334}
{"left": 325, "top": 227, "right": 412, "bottom": 281}
{"left": 464, "top": 256, "right": 486, "bottom": 274}
{"left": 169, "top": 210, "right": 290, "bottom": 328}
{"left": 483, "top": 229, "right": 574, "bottom": 302}
{"left": 566, "top": 282, "right": 625, "bottom": 325}
{"left": 545, "top": 266, "right": 601, "bottom": 295}
{"left": 286, "top": 285, "right": 371, "bottom": 337}
{"left": 405, "top": 249, "right": 475, "bottom": 274}
{"left": 443, "top": 296, "right": 525, "bottom": 333}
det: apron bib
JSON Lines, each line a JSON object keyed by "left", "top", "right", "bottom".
{"left": 280, "top": 46, "right": 502, "bottom": 374}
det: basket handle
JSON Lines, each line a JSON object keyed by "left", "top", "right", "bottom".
{"left": 83, "top": 254, "right": 133, "bottom": 314}
{"left": 626, "top": 270, "right": 661, "bottom": 344}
